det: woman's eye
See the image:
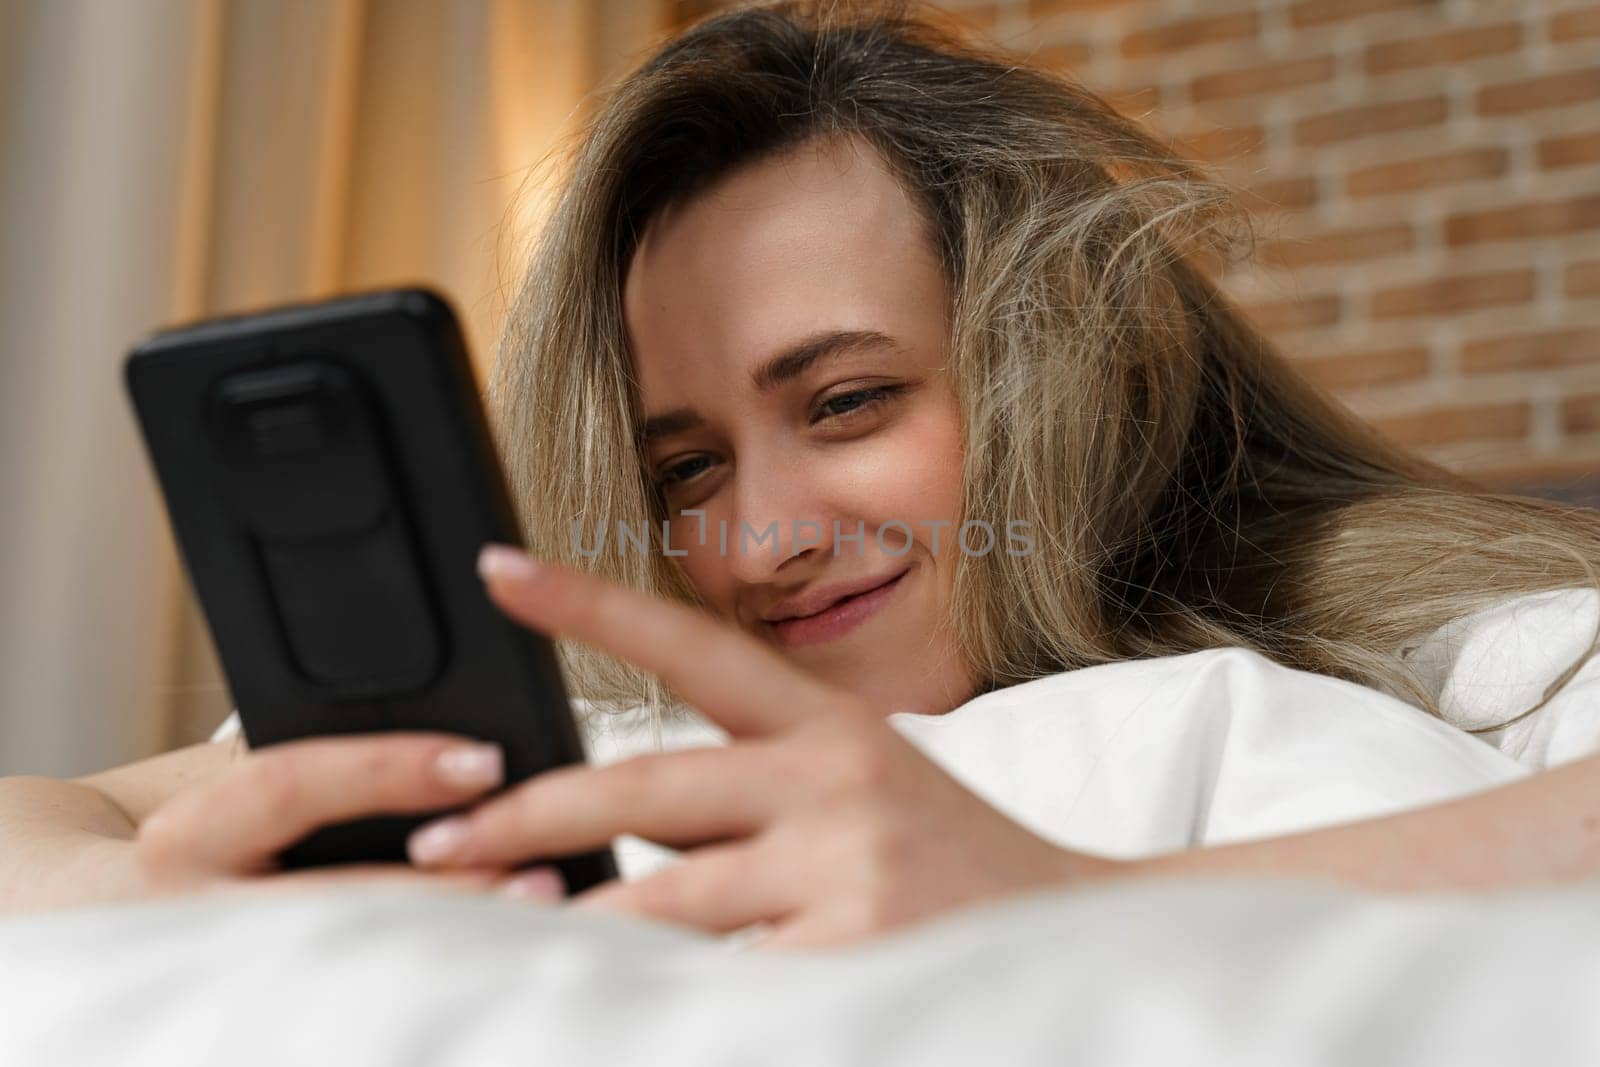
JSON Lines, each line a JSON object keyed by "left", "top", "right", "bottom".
{"left": 651, "top": 386, "right": 905, "bottom": 496}
{"left": 656, "top": 454, "right": 715, "bottom": 490}
{"left": 812, "top": 385, "right": 903, "bottom": 424}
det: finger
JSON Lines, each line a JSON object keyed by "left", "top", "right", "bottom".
{"left": 495, "top": 865, "right": 568, "bottom": 904}
{"left": 409, "top": 743, "right": 789, "bottom": 868}
{"left": 266, "top": 864, "right": 504, "bottom": 896}
{"left": 745, "top": 910, "right": 857, "bottom": 952}
{"left": 477, "top": 544, "right": 838, "bottom": 738}
{"left": 139, "top": 733, "right": 507, "bottom": 877}
{"left": 566, "top": 838, "right": 798, "bottom": 935}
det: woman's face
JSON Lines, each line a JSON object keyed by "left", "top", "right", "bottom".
{"left": 621, "top": 135, "right": 978, "bottom": 715}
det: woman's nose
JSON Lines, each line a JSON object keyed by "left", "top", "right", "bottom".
{"left": 722, "top": 463, "right": 834, "bottom": 584}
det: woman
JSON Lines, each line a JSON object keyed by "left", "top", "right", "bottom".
{"left": 3, "top": 1, "right": 1598, "bottom": 945}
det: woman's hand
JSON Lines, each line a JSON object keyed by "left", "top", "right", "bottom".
{"left": 404, "top": 545, "right": 1119, "bottom": 950}
{"left": 129, "top": 732, "right": 536, "bottom": 904}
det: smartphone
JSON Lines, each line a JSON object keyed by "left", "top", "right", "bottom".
{"left": 124, "top": 288, "right": 617, "bottom": 892}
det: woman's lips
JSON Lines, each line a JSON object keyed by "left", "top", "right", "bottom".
{"left": 767, "top": 566, "right": 911, "bottom": 648}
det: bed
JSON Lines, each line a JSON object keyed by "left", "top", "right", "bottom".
{"left": 7, "top": 510, "right": 1598, "bottom": 1065}
{"left": 1, "top": 876, "right": 1598, "bottom": 1066}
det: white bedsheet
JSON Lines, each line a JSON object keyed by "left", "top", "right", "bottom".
{"left": 14, "top": 588, "right": 1593, "bottom": 1062}
{"left": 1, "top": 878, "right": 1597, "bottom": 1066}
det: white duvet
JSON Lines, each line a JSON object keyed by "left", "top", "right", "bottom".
{"left": 3, "top": 589, "right": 1598, "bottom": 1064}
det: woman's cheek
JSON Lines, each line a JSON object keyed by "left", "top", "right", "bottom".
{"left": 673, "top": 523, "right": 737, "bottom": 606}
{"left": 859, "top": 407, "right": 967, "bottom": 532}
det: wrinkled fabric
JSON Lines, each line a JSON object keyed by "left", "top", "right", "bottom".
{"left": 208, "top": 589, "right": 1600, "bottom": 881}
{"left": 587, "top": 646, "right": 1524, "bottom": 881}
{"left": 13, "top": 590, "right": 1594, "bottom": 1065}
{"left": 2, "top": 880, "right": 1599, "bottom": 1066}
{"left": 1402, "top": 587, "right": 1600, "bottom": 768}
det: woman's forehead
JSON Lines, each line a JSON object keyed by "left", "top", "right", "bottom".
{"left": 621, "top": 136, "right": 947, "bottom": 399}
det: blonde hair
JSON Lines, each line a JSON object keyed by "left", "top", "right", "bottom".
{"left": 487, "top": 0, "right": 1600, "bottom": 725}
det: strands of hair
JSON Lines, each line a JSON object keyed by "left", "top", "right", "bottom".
{"left": 487, "top": 0, "right": 1600, "bottom": 729}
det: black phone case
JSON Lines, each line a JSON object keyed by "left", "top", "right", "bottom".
{"left": 124, "top": 288, "right": 617, "bottom": 891}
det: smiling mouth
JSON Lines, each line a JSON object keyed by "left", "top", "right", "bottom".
{"left": 764, "top": 566, "right": 912, "bottom": 648}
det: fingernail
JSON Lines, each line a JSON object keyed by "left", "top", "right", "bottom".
{"left": 501, "top": 867, "right": 565, "bottom": 903}
{"left": 434, "top": 742, "right": 503, "bottom": 789}
{"left": 477, "top": 544, "right": 540, "bottom": 584}
{"left": 408, "top": 816, "right": 470, "bottom": 865}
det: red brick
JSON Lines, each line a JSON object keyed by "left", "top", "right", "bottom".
{"left": 1104, "top": 84, "right": 1163, "bottom": 115}
{"left": 1372, "top": 269, "right": 1536, "bottom": 319}
{"left": 1192, "top": 55, "right": 1337, "bottom": 103}
{"left": 1121, "top": 11, "right": 1260, "bottom": 59}
{"left": 1565, "top": 395, "right": 1600, "bottom": 435}
{"left": 1032, "top": 38, "right": 1095, "bottom": 71}
{"left": 1187, "top": 243, "right": 1237, "bottom": 279}
{"left": 1568, "top": 260, "right": 1600, "bottom": 298}
{"left": 939, "top": 4, "right": 1001, "bottom": 33}
{"left": 1244, "top": 175, "right": 1320, "bottom": 211}
{"left": 1260, "top": 223, "right": 1415, "bottom": 269}
{"left": 1370, "top": 402, "right": 1532, "bottom": 448}
{"left": 1185, "top": 244, "right": 1238, "bottom": 281}
{"left": 1537, "top": 130, "right": 1600, "bottom": 170}
{"left": 1347, "top": 147, "right": 1509, "bottom": 198}
{"left": 1461, "top": 327, "right": 1600, "bottom": 373}
{"left": 1242, "top": 293, "right": 1342, "bottom": 333}
{"left": 1174, "top": 124, "right": 1265, "bottom": 164}
{"left": 1364, "top": 23, "right": 1522, "bottom": 75}
{"left": 1444, "top": 195, "right": 1600, "bottom": 246}
{"left": 1472, "top": 455, "right": 1600, "bottom": 489}
{"left": 1289, "top": 0, "right": 1439, "bottom": 28}
{"left": 1478, "top": 68, "right": 1600, "bottom": 117}
{"left": 1029, "top": 0, "right": 1133, "bottom": 14}
{"left": 674, "top": 0, "right": 728, "bottom": 21}
{"left": 1297, "top": 346, "right": 1430, "bottom": 390}
{"left": 1551, "top": 8, "right": 1600, "bottom": 43}
{"left": 1295, "top": 95, "right": 1449, "bottom": 146}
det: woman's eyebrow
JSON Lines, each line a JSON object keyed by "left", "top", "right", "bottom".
{"left": 637, "top": 329, "right": 903, "bottom": 445}
{"left": 750, "top": 329, "right": 903, "bottom": 392}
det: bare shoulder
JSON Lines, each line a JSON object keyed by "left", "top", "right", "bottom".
{"left": 75, "top": 735, "right": 247, "bottom": 828}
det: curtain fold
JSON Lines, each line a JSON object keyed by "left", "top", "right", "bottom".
{"left": 0, "top": 0, "right": 667, "bottom": 776}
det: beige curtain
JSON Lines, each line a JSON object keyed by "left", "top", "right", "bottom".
{"left": 0, "top": 0, "right": 667, "bottom": 777}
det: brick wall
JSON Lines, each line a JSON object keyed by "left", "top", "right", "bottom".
{"left": 675, "top": 0, "right": 1600, "bottom": 490}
